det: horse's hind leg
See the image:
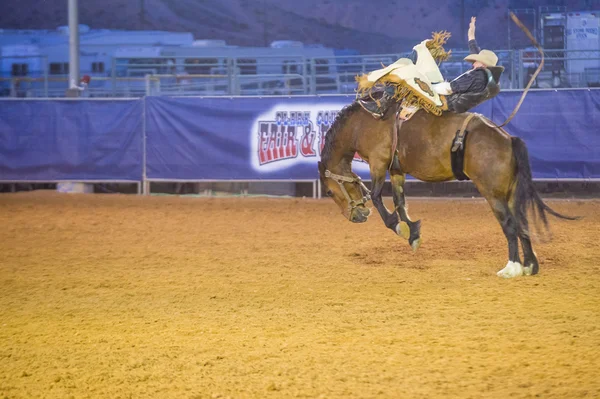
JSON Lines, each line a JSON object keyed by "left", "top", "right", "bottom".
{"left": 518, "top": 229, "right": 539, "bottom": 276}
{"left": 486, "top": 196, "right": 524, "bottom": 278}
{"left": 508, "top": 193, "right": 539, "bottom": 276}
{"left": 389, "top": 166, "right": 421, "bottom": 251}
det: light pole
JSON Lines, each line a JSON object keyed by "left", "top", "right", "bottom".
{"left": 140, "top": 0, "right": 146, "bottom": 28}
{"left": 68, "top": 0, "right": 79, "bottom": 90}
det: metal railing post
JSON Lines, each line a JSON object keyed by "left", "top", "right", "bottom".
{"left": 317, "top": 179, "right": 322, "bottom": 199}
{"left": 10, "top": 78, "right": 16, "bottom": 98}
{"left": 301, "top": 56, "right": 308, "bottom": 95}
{"left": 145, "top": 74, "right": 151, "bottom": 96}
{"left": 510, "top": 50, "right": 516, "bottom": 90}
{"left": 518, "top": 50, "right": 524, "bottom": 89}
{"left": 231, "top": 58, "right": 240, "bottom": 96}
{"left": 142, "top": 96, "right": 147, "bottom": 195}
{"left": 43, "top": 56, "right": 49, "bottom": 97}
{"left": 309, "top": 58, "right": 316, "bottom": 95}
{"left": 227, "top": 58, "right": 234, "bottom": 95}
{"left": 111, "top": 58, "right": 117, "bottom": 96}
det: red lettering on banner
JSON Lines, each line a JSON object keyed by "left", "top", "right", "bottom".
{"left": 259, "top": 122, "right": 271, "bottom": 164}
{"left": 258, "top": 122, "right": 298, "bottom": 165}
{"left": 284, "top": 126, "right": 298, "bottom": 159}
{"left": 271, "top": 124, "right": 280, "bottom": 160}
{"left": 300, "top": 125, "right": 316, "bottom": 157}
{"left": 257, "top": 110, "right": 365, "bottom": 166}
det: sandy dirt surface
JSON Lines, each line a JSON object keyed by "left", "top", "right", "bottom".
{"left": 1, "top": 192, "right": 599, "bottom": 399}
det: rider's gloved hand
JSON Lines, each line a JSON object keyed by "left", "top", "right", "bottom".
{"left": 432, "top": 82, "right": 453, "bottom": 95}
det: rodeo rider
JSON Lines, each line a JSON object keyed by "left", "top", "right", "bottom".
{"left": 432, "top": 17, "right": 504, "bottom": 113}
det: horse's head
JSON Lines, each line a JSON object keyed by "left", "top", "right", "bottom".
{"left": 318, "top": 161, "right": 372, "bottom": 223}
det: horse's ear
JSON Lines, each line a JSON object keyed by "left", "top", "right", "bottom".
{"left": 317, "top": 161, "right": 326, "bottom": 174}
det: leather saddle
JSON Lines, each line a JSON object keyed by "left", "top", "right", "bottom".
{"left": 357, "top": 85, "right": 397, "bottom": 119}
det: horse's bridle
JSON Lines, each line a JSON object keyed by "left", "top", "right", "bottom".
{"left": 324, "top": 169, "right": 371, "bottom": 213}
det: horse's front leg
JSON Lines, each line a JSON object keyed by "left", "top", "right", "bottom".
{"left": 369, "top": 161, "right": 403, "bottom": 237}
{"left": 389, "top": 167, "right": 421, "bottom": 252}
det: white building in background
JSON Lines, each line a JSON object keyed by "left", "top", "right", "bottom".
{"left": 0, "top": 25, "right": 194, "bottom": 78}
{"left": 565, "top": 12, "right": 600, "bottom": 81}
{"left": 0, "top": 25, "right": 343, "bottom": 96}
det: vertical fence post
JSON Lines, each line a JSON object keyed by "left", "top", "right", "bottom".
{"left": 10, "top": 78, "right": 16, "bottom": 98}
{"left": 111, "top": 58, "right": 117, "bottom": 97}
{"left": 317, "top": 179, "right": 322, "bottom": 199}
{"left": 510, "top": 50, "right": 516, "bottom": 90}
{"left": 43, "top": 56, "right": 49, "bottom": 97}
{"left": 157, "top": 77, "right": 161, "bottom": 95}
{"left": 301, "top": 56, "right": 307, "bottom": 95}
{"left": 309, "top": 58, "right": 316, "bottom": 95}
{"left": 145, "top": 74, "right": 151, "bottom": 96}
{"left": 231, "top": 58, "right": 240, "bottom": 96}
{"left": 227, "top": 58, "right": 234, "bottom": 96}
{"left": 518, "top": 49, "right": 524, "bottom": 89}
{"left": 142, "top": 96, "right": 148, "bottom": 195}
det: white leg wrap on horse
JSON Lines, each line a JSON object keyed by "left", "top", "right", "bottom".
{"left": 497, "top": 261, "right": 524, "bottom": 279}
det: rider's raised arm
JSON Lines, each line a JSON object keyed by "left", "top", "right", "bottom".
{"left": 469, "top": 40, "right": 481, "bottom": 55}
{"left": 468, "top": 16, "right": 481, "bottom": 54}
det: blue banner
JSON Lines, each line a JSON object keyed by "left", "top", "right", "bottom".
{"left": 491, "top": 90, "right": 600, "bottom": 179}
{"left": 146, "top": 91, "right": 598, "bottom": 180}
{"left": 1, "top": 90, "right": 598, "bottom": 183}
{"left": 145, "top": 95, "right": 361, "bottom": 180}
{"left": 0, "top": 99, "right": 143, "bottom": 181}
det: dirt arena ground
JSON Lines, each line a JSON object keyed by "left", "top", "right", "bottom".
{"left": 1, "top": 192, "right": 599, "bottom": 399}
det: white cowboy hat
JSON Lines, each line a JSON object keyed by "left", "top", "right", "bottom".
{"left": 464, "top": 49, "right": 498, "bottom": 67}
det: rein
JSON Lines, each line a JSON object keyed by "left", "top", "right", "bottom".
{"left": 324, "top": 169, "right": 372, "bottom": 212}
{"left": 496, "top": 12, "right": 545, "bottom": 128}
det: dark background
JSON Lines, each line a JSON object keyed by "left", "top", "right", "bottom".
{"left": 2, "top": 0, "right": 599, "bottom": 53}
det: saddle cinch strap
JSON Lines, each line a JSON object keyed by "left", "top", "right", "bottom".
{"left": 450, "top": 113, "right": 477, "bottom": 181}
{"left": 452, "top": 113, "right": 476, "bottom": 152}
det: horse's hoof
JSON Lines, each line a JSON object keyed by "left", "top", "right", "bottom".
{"left": 410, "top": 238, "right": 421, "bottom": 252}
{"left": 522, "top": 261, "right": 538, "bottom": 276}
{"left": 497, "top": 261, "right": 524, "bottom": 279}
{"left": 395, "top": 222, "right": 410, "bottom": 239}
{"left": 523, "top": 266, "right": 533, "bottom": 276}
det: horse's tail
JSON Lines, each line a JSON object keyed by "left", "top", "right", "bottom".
{"left": 511, "top": 136, "right": 580, "bottom": 235}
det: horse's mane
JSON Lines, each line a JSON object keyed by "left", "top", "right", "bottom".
{"left": 320, "top": 101, "right": 362, "bottom": 165}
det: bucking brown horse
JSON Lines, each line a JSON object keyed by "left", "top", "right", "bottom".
{"left": 318, "top": 101, "right": 577, "bottom": 278}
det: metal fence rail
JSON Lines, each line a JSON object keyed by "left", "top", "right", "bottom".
{"left": 1, "top": 49, "right": 600, "bottom": 97}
